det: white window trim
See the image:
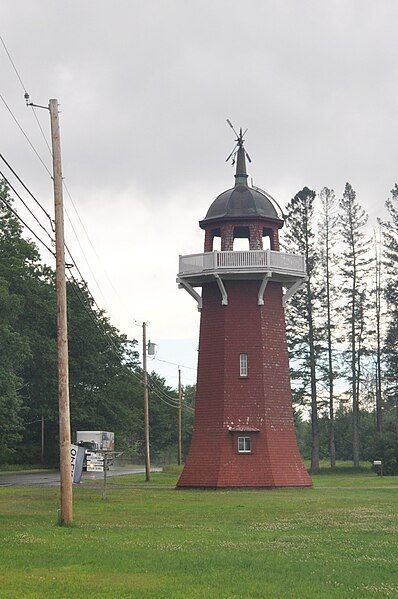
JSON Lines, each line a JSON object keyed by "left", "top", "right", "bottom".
{"left": 239, "top": 353, "right": 248, "bottom": 377}
{"left": 238, "top": 436, "right": 251, "bottom": 453}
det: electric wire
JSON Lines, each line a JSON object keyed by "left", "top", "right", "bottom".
{"left": 0, "top": 152, "right": 53, "bottom": 225}
{"left": 0, "top": 150, "right": 110, "bottom": 313}
{"left": 0, "top": 159, "right": 186, "bottom": 415}
{"left": 150, "top": 355, "right": 197, "bottom": 371}
{"left": 0, "top": 94, "right": 52, "bottom": 176}
{"left": 67, "top": 273, "right": 189, "bottom": 413}
{"left": 147, "top": 377, "right": 181, "bottom": 404}
{"left": 0, "top": 153, "right": 123, "bottom": 369}
{"left": 0, "top": 35, "right": 141, "bottom": 325}
{"left": 0, "top": 96, "right": 112, "bottom": 307}
{"left": 31, "top": 107, "right": 53, "bottom": 156}
{"left": 0, "top": 194, "right": 55, "bottom": 256}
{"left": 0, "top": 170, "right": 54, "bottom": 243}
{"left": 0, "top": 35, "right": 186, "bottom": 409}
{"left": 0, "top": 33, "right": 140, "bottom": 323}
{"left": 62, "top": 180, "right": 129, "bottom": 308}
{"left": 0, "top": 33, "right": 26, "bottom": 92}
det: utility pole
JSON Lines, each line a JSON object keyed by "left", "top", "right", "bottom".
{"left": 49, "top": 99, "right": 73, "bottom": 525}
{"left": 41, "top": 415, "right": 45, "bottom": 465}
{"left": 142, "top": 322, "right": 151, "bottom": 481}
{"left": 178, "top": 368, "right": 182, "bottom": 465}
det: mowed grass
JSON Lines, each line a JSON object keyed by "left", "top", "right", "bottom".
{"left": 0, "top": 465, "right": 398, "bottom": 598}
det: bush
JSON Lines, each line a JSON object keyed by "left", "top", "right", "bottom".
{"left": 369, "top": 431, "right": 398, "bottom": 476}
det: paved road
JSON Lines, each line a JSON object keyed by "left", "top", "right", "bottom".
{"left": 0, "top": 467, "right": 161, "bottom": 487}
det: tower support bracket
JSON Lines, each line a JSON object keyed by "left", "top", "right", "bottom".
{"left": 282, "top": 277, "right": 307, "bottom": 307}
{"left": 257, "top": 272, "right": 272, "bottom": 305}
{"left": 177, "top": 277, "right": 202, "bottom": 311}
{"left": 214, "top": 274, "right": 228, "bottom": 306}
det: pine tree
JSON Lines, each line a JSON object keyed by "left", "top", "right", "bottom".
{"left": 373, "top": 227, "right": 383, "bottom": 433}
{"left": 382, "top": 185, "right": 398, "bottom": 433}
{"left": 318, "top": 187, "right": 338, "bottom": 467}
{"left": 284, "top": 187, "right": 321, "bottom": 472}
{"left": 338, "top": 183, "right": 370, "bottom": 467}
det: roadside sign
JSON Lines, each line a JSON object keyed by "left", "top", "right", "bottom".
{"left": 70, "top": 444, "right": 85, "bottom": 483}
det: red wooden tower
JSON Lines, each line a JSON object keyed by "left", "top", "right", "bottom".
{"left": 177, "top": 129, "right": 312, "bottom": 488}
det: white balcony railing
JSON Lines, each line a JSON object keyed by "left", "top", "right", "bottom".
{"left": 178, "top": 250, "right": 305, "bottom": 276}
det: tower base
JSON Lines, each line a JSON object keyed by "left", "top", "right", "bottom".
{"left": 177, "top": 280, "right": 312, "bottom": 490}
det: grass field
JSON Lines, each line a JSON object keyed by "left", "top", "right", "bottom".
{"left": 1, "top": 464, "right": 397, "bottom": 598}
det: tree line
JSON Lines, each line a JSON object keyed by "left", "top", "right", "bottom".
{"left": 283, "top": 183, "right": 398, "bottom": 474}
{"left": 0, "top": 179, "right": 194, "bottom": 466}
{"left": 2, "top": 174, "right": 397, "bottom": 473}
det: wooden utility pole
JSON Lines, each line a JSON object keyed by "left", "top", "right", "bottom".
{"left": 49, "top": 99, "right": 73, "bottom": 525}
{"left": 142, "top": 322, "right": 151, "bottom": 481}
{"left": 41, "top": 415, "right": 45, "bottom": 465}
{"left": 178, "top": 368, "right": 182, "bottom": 465}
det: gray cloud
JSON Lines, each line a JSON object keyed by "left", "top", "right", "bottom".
{"left": 1, "top": 1, "right": 397, "bottom": 361}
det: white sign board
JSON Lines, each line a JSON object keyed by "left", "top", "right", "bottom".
{"left": 86, "top": 451, "right": 104, "bottom": 472}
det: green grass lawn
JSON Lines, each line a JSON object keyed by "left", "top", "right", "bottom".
{"left": 1, "top": 465, "right": 397, "bottom": 598}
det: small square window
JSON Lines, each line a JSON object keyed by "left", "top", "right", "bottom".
{"left": 239, "top": 353, "right": 248, "bottom": 377}
{"left": 238, "top": 436, "right": 251, "bottom": 453}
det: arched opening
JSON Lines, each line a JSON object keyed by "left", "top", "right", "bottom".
{"left": 262, "top": 228, "right": 272, "bottom": 251}
{"left": 212, "top": 229, "right": 221, "bottom": 251}
{"left": 233, "top": 226, "right": 250, "bottom": 251}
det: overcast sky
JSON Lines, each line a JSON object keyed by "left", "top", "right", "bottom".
{"left": 1, "top": 1, "right": 397, "bottom": 384}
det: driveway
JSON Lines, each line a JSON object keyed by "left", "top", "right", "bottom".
{"left": 0, "top": 466, "right": 161, "bottom": 487}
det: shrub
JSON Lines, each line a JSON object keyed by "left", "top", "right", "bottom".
{"left": 369, "top": 431, "right": 398, "bottom": 476}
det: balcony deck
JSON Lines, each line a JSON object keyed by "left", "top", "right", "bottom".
{"left": 178, "top": 250, "right": 306, "bottom": 286}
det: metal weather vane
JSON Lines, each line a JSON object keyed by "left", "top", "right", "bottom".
{"left": 225, "top": 119, "right": 252, "bottom": 166}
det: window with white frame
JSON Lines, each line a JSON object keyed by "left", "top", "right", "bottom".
{"left": 238, "top": 436, "right": 251, "bottom": 453}
{"left": 239, "top": 353, "right": 248, "bottom": 377}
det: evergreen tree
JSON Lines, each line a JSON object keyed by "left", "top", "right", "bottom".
{"left": 318, "top": 187, "right": 338, "bottom": 467}
{"left": 338, "top": 183, "right": 370, "bottom": 466}
{"left": 373, "top": 228, "right": 383, "bottom": 433}
{"left": 383, "top": 185, "right": 398, "bottom": 433}
{"left": 284, "top": 187, "right": 321, "bottom": 472}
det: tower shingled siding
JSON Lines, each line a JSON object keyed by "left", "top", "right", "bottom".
{"left": 177, "top": 279, "right": 312, "bottom": 488}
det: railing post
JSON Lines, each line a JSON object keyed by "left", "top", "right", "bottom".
{"left": 214, "top": 250, "right": 218, "bottom": 270}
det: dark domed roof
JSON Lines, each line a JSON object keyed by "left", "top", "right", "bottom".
{"left": 201, "top": 184, "right": 279, "bottom": 223}
{"left": 200, "top": 127, "right": 283, "bottom": 228}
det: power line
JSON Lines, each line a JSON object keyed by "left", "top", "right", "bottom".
{"left": 66, "top": 274, "right": 185, "bottom": 414}
{"left": 0, "top": 122, "right": 183, "bottom": 413}
{"left": 0, "top": 170, "right": 54, "bottom": 243}
{"left": 0, "top": 156, "right": 107, "bottom": 327}
{"left": 0, "top": 152, "right": 53, "bottom": 225}
{"left": 0, "top": 94, "right": 52, "bottom": 176}
{"left": 0, "top": 35, "right": 132, "bottom": 318}
{"left": 0, "top": 33, "right": 27, "bottom": 93}
{"left": 0, "top": 200, "right": 190, "bottom": 414}
{"left": 0, "top": 161, "right": 116, "bottom": 370}
{"left": 151, "top": 355, "right": 197, "bottom": 371}
{"left": 147, "top": 375, "right": 181, "bottom": 404}
{"left": 0, "top": 40, "right": 185, "bottom": 402}
{"left": 0, "top": 97, "right": 111, "bottom": 309}
{"left": 0, "top": 36, "right": 141, "bottom": 325}
{"left": 62, "top": 181, "right": 128, "bottom": 308}
{"left": 0, "top": 48, "right": 139, "bottom": 323}
{"left": 0, "top": 151, "right": 110, "bottom": 318}
{"left": 0, "top": 193, "right": 55, "bottom": 256}
{"left": 0, "top": 33, "right": 53, "bottom": 157}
